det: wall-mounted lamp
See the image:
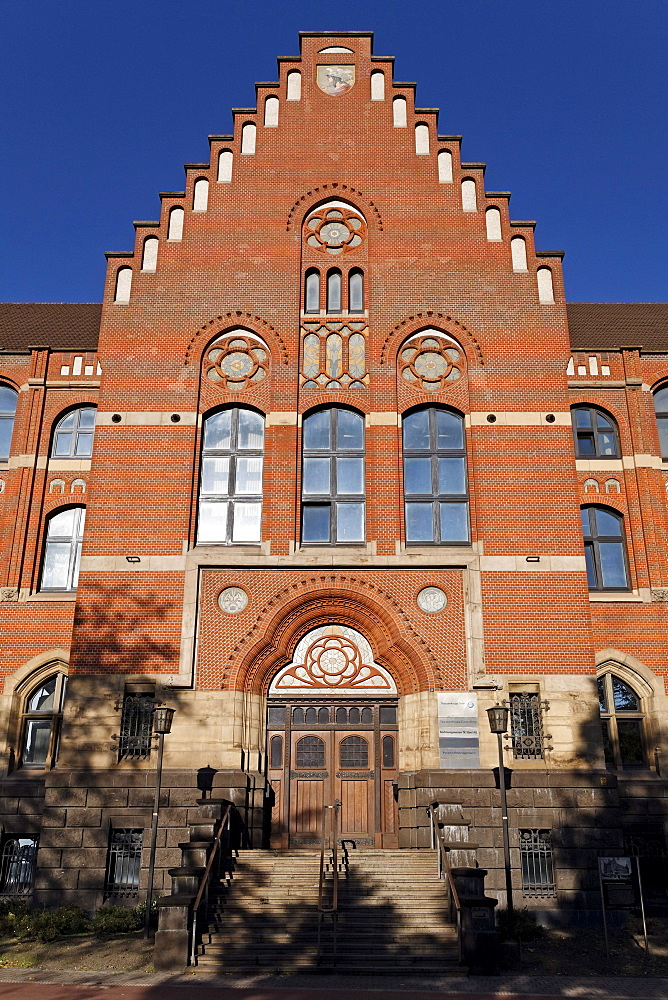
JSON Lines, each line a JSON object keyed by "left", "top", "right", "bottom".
{"left": 525, "top": 556, "right": 540, "bottom": 563}
{"left": 126, "top": 556, "right": 141, "bottom": 563}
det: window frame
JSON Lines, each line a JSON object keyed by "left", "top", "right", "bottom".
{"left": 104, "top": 828, "right": 143, "bottom": 899}
{"left": 39, "top": 505, "right": 86, "bottom": 592}
{"left": 197, "top": 406, "right": 264, "bottom": 546}
{"left": 653, "top": 384, "right": 668, "bottom": 460}
{"left": 0, "top": 384, "right": 18, "bottom": 463}
{"left": 51, "top": 406, "right": 96, "bottom": 459}
{"left": 402, "top": 405, "right": 470, "bottom": 546}
{"left": 19, "top": 672, "right": 67, "bottom": 770}
{"left": 581, "top": 504, "right": 630, "bottom": 591}
{"left": 300, "top": 406, "right": 366, "bottom": 546}
{"left": 571, "top": 405, "right": 620, "bottom": 459}
{"left": 598, "top": 671, "right": 647, "bottom": 770}
{"left": 304, "top": 269, "right": 321, "bottom": 314}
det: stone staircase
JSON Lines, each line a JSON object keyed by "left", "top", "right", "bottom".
{"left": 195, "top": 847, "right": 463, "bottom": 974}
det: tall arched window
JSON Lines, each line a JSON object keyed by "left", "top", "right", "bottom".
{"left": 348, "top": 269, "right": 364, "bottom": 312}
{"left": 0, "top": 385, "right": 18, "bottom": 462}
{"left": 304, "top": 269, "right": 320, "bottom": 313}
{"left": 51, "top": 407, "right": 96, "bottom": 458}
{"left": 326, "top": 269, "right": 342, "bottom": 313}
{"left": 40, "top": 506, "right": 86, "bottom": 591}
{"left": 197, "top": 408, "right": 264, "bottom": 544}
{"left": 581, "top": 505, "right": 629, "bottom": 590}
{"left": 653, "top": 385, "right": 668, "bottom": 459}
{"left": 572, "top": 406, "right": 619, "bottom": 458}
{"left": 20, "top": 672, "right": 67, "bottom": 768}
{"left": 598, "top": 671, "right": 646, "bottom": 768}
{"left": 402, "top": 407, "right": 469, "bottom": 544}
{"left": 301, "top": 407, "right": 365, "bottom": 544}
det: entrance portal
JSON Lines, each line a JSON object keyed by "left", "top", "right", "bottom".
{"left": 265, "top": 624, "right": 399, "bottom": 848}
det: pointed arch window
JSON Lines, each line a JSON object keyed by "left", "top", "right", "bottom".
{"left": 197, "top": 407, "right": 264, "bottom": 544}
{"left": 402, "top": 407, "right": 469, "bottom": 544}
{"left": 40, "top": 506, "right": 86, "bottom": 591}
{"left": 51, "top": 407, "right": 96, "bottom": 458}
{"left": 572, "top": 406, "right": 619, "bottom": 458}
{"left": 20, "top": 672, "right": 67, "bottom": 769}
{"left": 581, "top": 505, "right": 629, "bottom": 590}
{"left": 653, "top": 385, "right": 668, "bottom": 459}
{"left": 348, "top": 269, "right": 364, "bottom": 312}
{"left": 0, "top": 385, "right": 18, "bottom": 462}
{"left": 301, "top": 407, "right": 365, "bottom": 544}
{"left": 598, "top": 671, "right": 646, "bottom": 769}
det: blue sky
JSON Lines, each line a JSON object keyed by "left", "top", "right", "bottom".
{"left": 1, "top": 0, "right": 666, "bottom": 303}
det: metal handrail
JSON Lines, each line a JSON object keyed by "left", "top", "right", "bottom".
{"left": 426, "top": 804, "right": 463, "bottom": 964}
{"left": 189, "top": 802, "right": 232, "bottom": 967}
{"left": 317, "top": 800, "right": 341, "bottom": 964}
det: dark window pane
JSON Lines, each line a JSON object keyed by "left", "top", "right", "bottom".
{"left": 617, "top": 719, "right": 644, "bottom": 767}
{"left": 305, "top": 707, "right": 317, "bottom": 724}
{"left": 436, "top": 410, "right": 463, "bottom": 449}
{"left": 405, "top": 502, "right": 434, "bottom": 542}
{"left": 574, "top": 408, "right": 593, "bottom": 428}
{"left": 612, "top": 677, "right": 640, "bottom": 711}
{"left": 336, "top": 410, "right": 363, "bottom": 450}
{"left": 599, "top": 541, "right": 628, "bottom": 588}
{"left": 296, "top": 736, "right": 325, "bottom": 768}
{"left": 28, "top": 678, "right": 56, "bottom": 713}
{"left": 340, "top": 736, "right": 368, "bottom": 768}
{"left": 577, "top": 433, "right": 596, "bottom": 457}
{"left": 655, "top": 386, "right": 668, "bottom": 410}
{"left": 440, "top": 502, "right": 469, "bottom": 542}
{"left": 348, "top": 708, "right": 360, "bottom": 724}
{"left": 0, "top": 418, "right": 14, "bottom": 461}
{"left": 336, "top": 708, "right": 347, "bottom": 724}
{"left": 267, "top": 706, "right": 285, "bottom": 726}
{"left": 318, "top": 708, "right": 329, "bottom": 724}
{"left": 597, "top": 677, "right": 608, "bottom": 713}
{"left": 270, "top": 735, "right": 283, "bottom": 768}
{"left": 595, "top": 509, "right": 622, "bottom": 536}
{"left": 361, "top": 708, "right": 372, "bottom": 724}
{"left": 584, "top": 543, "right": 597, "bottom": 588}
{"left": 22, "top": 719, "right": 52, "bottom": 765}
{"left": 601, "top": 719, "right": 614, "bottom": 764}
{"left": 382, "top": 735, "right": 395, "bottom": 767}
{"left": 303, "top": 410, "right": 330, "bottom": 450}
{"left": 403, "top": 410, "right": 430, "bottom": 450}
{"left": 581, "top": 508, "right": 591, "bottom": 535}
{"left": 596, "top": 413, "right": 613, "bottom": 431}
{"left": 379, "top": 706, "right": 397, "bottom": 725}
{"left": 438, "top": 457, "right": 466, "bottom": 495}
{"left": 336, "top": 502, "right": 364, "bottom": 542}
{"left": 404, "top": 457, "right": 432, "bottom": 494}
{"left": 293, "top": 708, "right": 304, "bottom": 724}
{"left": 302, "top": 505, "right": 330, "bottom": 542}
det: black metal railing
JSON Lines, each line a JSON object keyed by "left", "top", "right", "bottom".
{"left": 426, "top": 804, "right": 462, "bottom": 963}
{"left": 0, "top": 838, "right": 38, "bottom": 896}
{"left": 317, "top": 799, "right": 341, "bottom": 965}
{"left": 189, "top": 803, "right": 233, "bottom": 967}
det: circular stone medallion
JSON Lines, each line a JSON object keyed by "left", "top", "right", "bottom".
{"left": 218, "top": 587, "right": 248, "bottom": 615}
{"left": 417, "top": 586, "right": 447, "bottom": 614}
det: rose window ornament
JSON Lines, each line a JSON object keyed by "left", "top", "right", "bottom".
{"left": 400, "top": 335, "right": 463, "bottom": 391}
{"left": 304, "top": 207, "right": 365, "bottom": 256}
{"left": 205, "top": 333, "right": 268, "bottom": 390}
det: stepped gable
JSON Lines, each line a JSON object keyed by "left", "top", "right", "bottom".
{"left": 0, "top": 302, "right": 101, "bottom": 351}
{"left": 567, "top": 302, "right": 668, "bottom": 352}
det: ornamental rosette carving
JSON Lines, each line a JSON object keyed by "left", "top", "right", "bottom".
{"left": 303, "top": 206, "right": 366, "bottom": 256}
{"left": 205, "top": 332, "right": 269, "bottom": 390}
{"left": 399, "top": 333, "right": 464, "bottom": 391}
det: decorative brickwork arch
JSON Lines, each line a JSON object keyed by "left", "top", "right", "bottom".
{"left": 287, "top": 184, "right": 384, "bottom": 234}
{"left": 184, "top": 311, "right": 288, "bottom": 368}
{"left": 224, "top": 575, "right": 439, "bottom": 696}
{"left": 381, "top": 312, "right": 484, "bottom": 369}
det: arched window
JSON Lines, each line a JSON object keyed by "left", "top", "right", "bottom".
{"left": 167, "top": 206, "right": 184, "bottom": 240}
{"left": 437, "top": 149, "right": 453, "bottom": 183}
{"left": 415, "top": 123, "right": 430, "bottom": 155}
{"left": 286, "top": 70, "right": 302, "bottom": 101}
{"left": 653, "top": 384, "right": 668, "bottom": 459}
{"left": 581, "top": 505, "right": 629, "bottom": 590}
{"left": 461, "top": 178, "right": 477, "bottom": 212}
{"left": 20, "top": 672, "right": 67, "bottom": 768}
{"left": 141, "top": 235, "right": 158, "bottom": 272}
{"left": 304, "top": 269, "right": 320, "bottom": 313}
{"left": 340, "top": 736, "right": 369, "bottom": 769}
{"left": 193, "top": 178, "right": 209, "bottom": 212}
{"left": 382, "top": 735, "right": 395, "bottom": 768}
{"left": 295, "top": 736, "right": 325, "bottom": 768}
{"left": 485, "top": 207, "right": 502, "bottom": 241}
{"left": 370, "top": 71, "right": 385, "bottom": 101}
{"left": 326, "top": 269, "right": 342, "bottom": 313}
{"left": 598, "top": 671, "right": 646, "bottom": 768}
{"left": 0, "top": 385, "right": 18, "bottom": 462}
{"left": 393, "top": 96, "right": 407, "bottom": 127}
{"left": 301, "top": 407, "right": 365, "bottom": 544}
{"left": 348, "top": 269, "right": 364, "bottom": 312}
{"left": 40, "top": 506, "right": 86, "bottom": 591}
{"left": 537, "top": 266, "right": 555, "bottom": 304}
{"left": 511, "top": 236, "right": 528, "bottom": 271}
{"left": 572, "top": 406, "right": 620, "bottom": 458}
{"left": 403, "top": 407, "right": 469, "bottom": 544}
{"left": 270, "top": 735, "right": 283, "bottom": 768}
{"left": 264, "top": 96, "right": 279, "bottom": 127}
{"left": 217, "top": 149, "right": 233, "bottom": 183}
{"left": 114, "top": 267, "right": 132, "bottom": 304}
{"left": 51, "top": 407, "right": 96, "bottom": 458}
{"left": 197, "top": 408, "right": 264, "bottom": 544}
{"left": 241, "top": 122, "right": 256, "bottom": 154}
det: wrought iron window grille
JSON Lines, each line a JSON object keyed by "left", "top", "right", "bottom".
{"left": 520, "top": 829, "right": 556, "bottom": 897}
{"left": 113, "top": 694, "right": 159, "bottom": 760}
{"left": 0, "top": 837, "right": 38, "bottom": 896}
{"left": 504, "top": 694, "right": 553, "bottom": 760}
{"left": 105, "top": 829, "right": 143, "bottom": 899}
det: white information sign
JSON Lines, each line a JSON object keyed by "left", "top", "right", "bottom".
{"left": 437, "top": 692, "right": 480, "bottom": 769}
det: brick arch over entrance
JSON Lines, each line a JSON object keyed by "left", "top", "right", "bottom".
{"left": 227, "top": 580, "right": 438, "bottom": 697}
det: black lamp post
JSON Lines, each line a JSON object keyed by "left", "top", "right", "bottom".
{"left": 144, "top": 706, "right": 175, "bottom": 939}
{"left": 486, "top": 703, "right": 514, "bottom": 913}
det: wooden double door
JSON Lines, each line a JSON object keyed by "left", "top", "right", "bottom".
{"left": 267, "top": 699, "right": 399, "bottom": 848}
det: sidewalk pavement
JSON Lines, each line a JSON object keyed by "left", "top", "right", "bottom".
{"left": 0, "top": 969, "right": 667, "bottom": 1000}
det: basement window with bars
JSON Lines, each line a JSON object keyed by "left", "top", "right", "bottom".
{"left": 118, "top": 692, "right": 156, "bottom": 760}
{"left": 520, "top": 829, "right": 556, "bottom": 897}
{"left": 105, "top": 829, "right": 143, "bottom": 899}
{"left": 509, "top": 692, "right": 545, "bottom": 760}
{"left": 0, "top": 836, "right": 38, "bottom": 896}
